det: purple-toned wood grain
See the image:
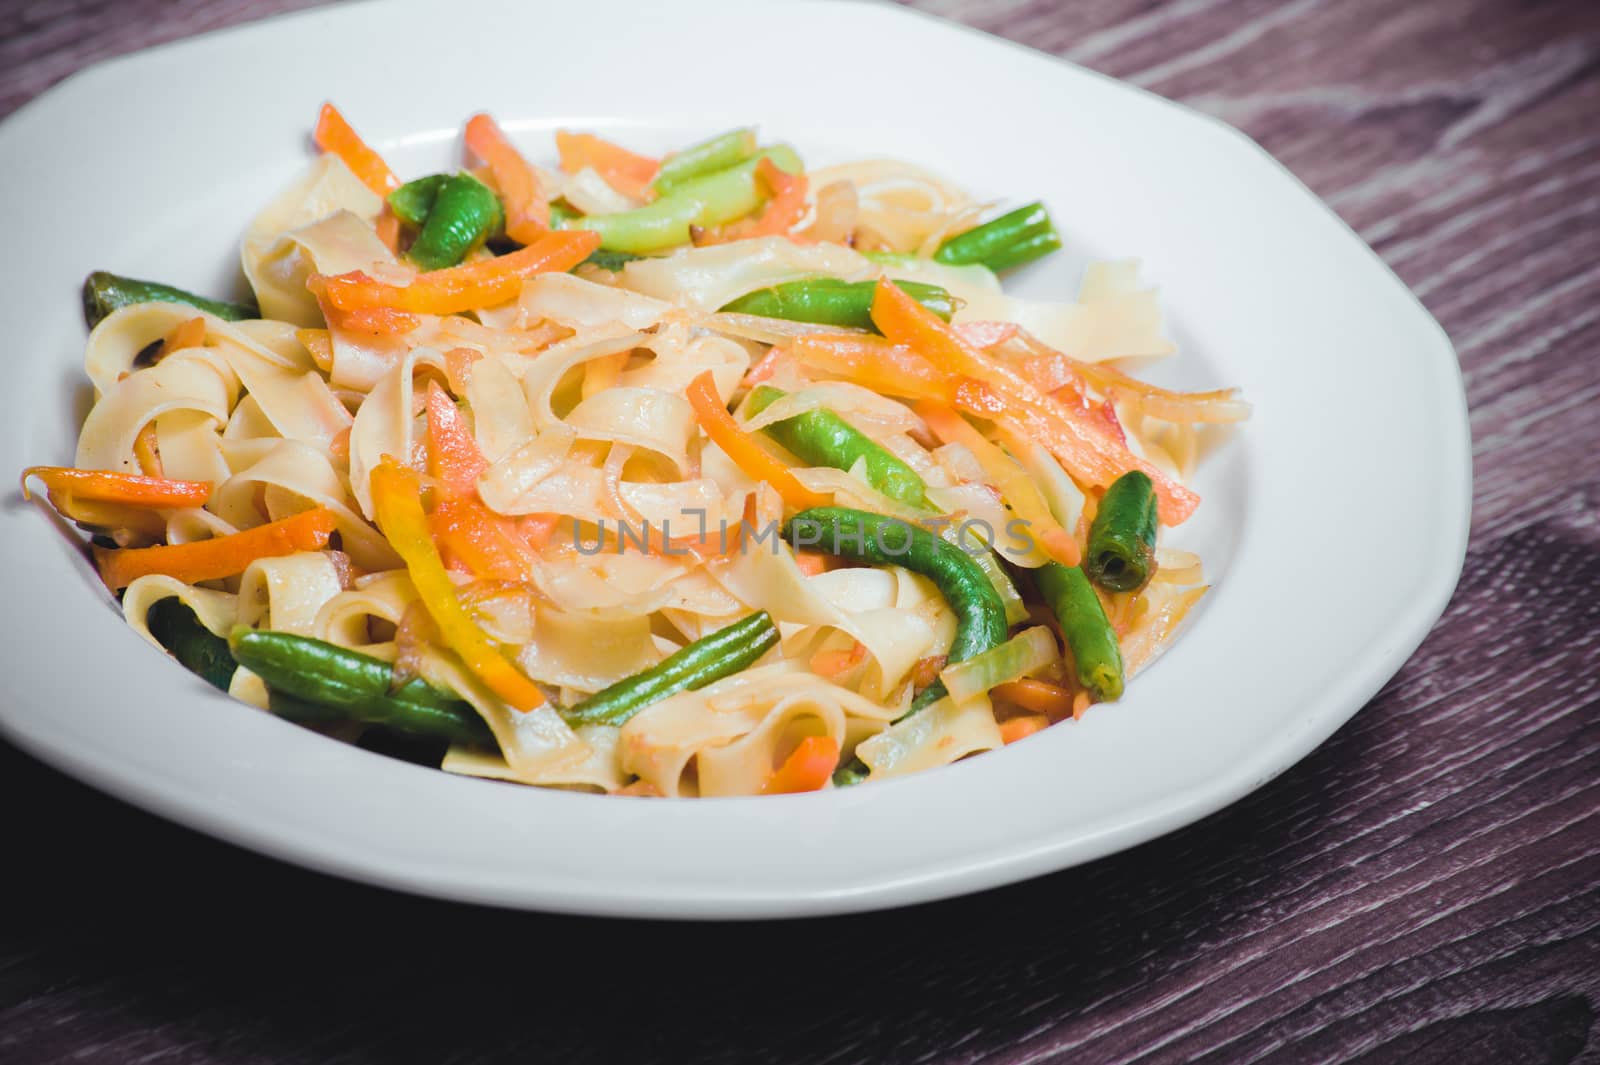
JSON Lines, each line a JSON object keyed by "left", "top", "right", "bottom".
{"left": 1, "top": 0, "right": 1596, "bottom": 1062}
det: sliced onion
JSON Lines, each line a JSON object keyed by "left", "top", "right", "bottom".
{"left": 941, "top": 626, "right": 1059, "bottom": 705}
{"left": 1121, "top": 584, "right": 1208, "bottom": 676}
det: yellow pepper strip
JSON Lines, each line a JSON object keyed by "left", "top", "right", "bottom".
{"left": 915, "top": 401, "right": 1081, "bottom": 568}
{"left": 369, "top": 459, "right": 546, "bottom": 710}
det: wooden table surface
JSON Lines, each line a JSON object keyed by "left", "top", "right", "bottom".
{"left": 3, "top": 1, "right": 1597, "bottom": 1062}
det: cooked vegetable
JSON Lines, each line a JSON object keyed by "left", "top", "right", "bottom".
{"left": 652, "top": 127, "right": 757, "bottom": 195}
{"left": 370, "top": 460, "right": 547, "bottom": 710}
{"left": 581, "top": 248, "right": 645, "bottom": 272}
{"left": 761, "top": 735, "right": 841, "bottom": 794}
{"left": 940, "top": 625, "right": 1058, "bottom": 705}
{"left": 934, "top": 202, "right": 1061, "bottom": 272}
{"left": 23, "top": 467, "right": 211, "bottom": 509}
{"left": 564, "top": 145, "right": 802, "bottom": 253}
{"left": 464, "top": 112, "right": 549, "bottom": 242}
{"left": 745, "top": 385, "right": 928, "bottom": 508}
{"left": 1035, "top": 562, "right": 1124, "bottom": 701}
{"left": 868, "top": 278, "right": 1199, "bottom": 525}
{"left": 94, "top": 507, "right": 338, "bottom": 590}
{"left": 686, "top": 371, "right": 830, "bottom": 511}
{"left": 147, "top": 598, "right": 235, "bottom": 691}
{"left": 312, "top": 102, "right": 399, "bottom": 197}
{"left": 720, "top": 279, "right": 954, "bottom": 331}
{"left": 555, "top": 131, "right": 660, "bottom": 200}
{"left": 386, "top": 174, "right": 448, "bottom": 227}
{"left": 82, "top": 271, "right": 256, "bottom": 329}
{"left": 563, "top": 611, "right": 779, "bottom": 727}
{"left": 230, "top": 629, "right": 494, "bottom": 746}
{"left": 1084, "top": 470, "right": 1159, "bottom": 593}
{"left": 311, "top": 230, "right": 600, "bottom": 319}
{"left": 406, "top": 173, "right": 505, "bottom": 270}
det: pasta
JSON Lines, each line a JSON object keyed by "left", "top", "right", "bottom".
{"left": 24, "top": 107, "right": 1249, "bottom": 797}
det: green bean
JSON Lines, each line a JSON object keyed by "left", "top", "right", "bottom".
{"left": 82, "top": 271, "right": 256, "bottom": 329}
{"left": 652, "top": 127, "right": 758, "bottom": 196}
{"left": 146, "top": 598, "right": 235, "bottom": 692}
{"left": 720, "top": 279, "right": 955, "bottom": 331}
{"left": 785, "top": 506, "right": 1008, "bottom": 785}
{"left": 1084, "top": 470, "right": 1158, "bottom": 592}
{"left": 746, "top": 385, "right": 929, "bottom": 508}
{"left": 934, "top": 202, "right": 1062, "bottom": 272}
{"left": 1035, "top": 563, "right": 1124, "bottom": 701}
{"left": 564, "top": 145, "right": 802, "bottom": 253}
{"left": 563, "top": 612, "right": 779, "bottom": 728}
{"left": 406, "top": 173, "right": 505, "bottom": 270}
{"left": 228, "top": 629, "right": 495, "bottom": 746}
{"left": 386, "top": 174, "right": 449, "bottom": 226}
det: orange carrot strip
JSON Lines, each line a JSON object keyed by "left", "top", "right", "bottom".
{"left": 429, "top": 497, "right": 538, "bottom": 583}
{"left": 793, "top": 549, "right": 832, "bottom": 576}
{"left": 156, "top": 317, "right": 206, "bottom": 360}
{"left": 23, "top": 467, "right": 210, "bottom": 509}
{"left": 701, "top": 159, "right": 809, "bottom": 244}
{"left": 296, "top": 328, "right": 334, "bottom": 372}
{"left": 916, "top": 401, "right": 1080, "bottom": 567}
{"left": 810, "top": 641, "right": 866, "bottom": 678}
{"left": 554, "top": 130, "right": 660, "bottom": 200}
{"left": 372, "top": 461, "right": 545, "bottom": 710}
{"left": 424, "top": 381, "right": 487, "bottom": 497}
{"left": 761, "top": 735, "right": 840, "bottom": 795}
{"left": 464, "top": 113, "right": 550, "bottom": 243}
{"left": 94, "top": 507, "right": 336, "bottom": 590}
{"left": 686, "top": 371, "right": 829, "bottom": 511}
{"left": 786, "top": 334, "right": 955, "bottom": 403}
{"left": 374, "top": 206, "right": 402, "bottom": 255}
{"left": 133, "top": 423, "right": 164, "bottom": 478}
{"left": 312, "top": 103, "right": 399, "bottom": 196}
{"left": 999, "top": 714, "right": 1050, "bottom": 744}
{"left": 992, "top": 677, "right": 1077, "bottom": 721}
{"left": 870, "top": 280, "right": 1198, "bottom": 524}
{"left": 312, "top": 230, "right": 600, "bottom": 316}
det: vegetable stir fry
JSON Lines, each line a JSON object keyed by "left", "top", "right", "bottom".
{"left": 25, "top": 105, "right": 1248, "bottom": 796}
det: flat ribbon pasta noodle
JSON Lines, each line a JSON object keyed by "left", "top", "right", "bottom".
{"left": 235, "top": 552, "right": 346, "bottom": 636}
{"left": 121, "top": 574, "right": 238, "bottom": 648}
{"left": 613, "top": 326, "right": 748, "bottom": 397}
{"left": 442, "top": 724, "right": 626, "bottom": 793}
{"left": 618, "top": 236, "right": 875, "bottom": 312}
{"left": 464, "top": 354, "right": 535, "bottom": 463}
{"left": 75, "top": 349, "right": 236, "bottom": 475}
{"left": 242, "top": 156, "right": 385, "bottom": 324}
{"left": 83, "top": 302, "right": 233, "bottom": 397}
{"left": 420, "top": 648, "right": 593, "bottom": 783}
{"left": 212, "top": 439, "right": 401, "bottom": 571}
{"left": 314, "top": 570, "right": 417, "bottom": 653}
{"left": 518, "top": 272, "right": 671, "bottom": 331}
{"left": 620, "top": 666, "right": 899, "bottom": 797}
{"left": 854, "top": 693, "right": 1002, "bottom": 780}
{"left": 714, "top": 538, "right": 937, "bottom": 704}
{"left": 517, "top": 607, "right": 664, "bottom": 694}
{"left": 563, "top": 386, "right": 695, "bottom": 474}
{"left": 348, "top": 345, "right": 448, "bottom": 519}
{"left": 531, "top": 546, "right": 698, "bottom": 618}
{"left": 215, "top": 333, "right": 351, "bottom": 452}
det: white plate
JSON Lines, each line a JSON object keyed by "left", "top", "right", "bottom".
{"left": 0, "top": 0, "right": 1469, "bottom": 918}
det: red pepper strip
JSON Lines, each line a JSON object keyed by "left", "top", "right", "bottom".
{"left": 312, "top": 103, "right": 400, "bottom": 197}
{"left": 23, "top": 467, "right": 211, "bottom": 508}
{"left": 94, "top": 507, "right": 337, "bottom": 590}
{"left": 760, "top": 736, "right": 841, "bottom": 794}
{"left": 424, "top": 381, "right": 488, "bottom": 498}
{"left": 370, "top": 460, "right": 546, "bottom": 710}
{"left": 311, "top": 230, "right": 600, "bottom": 318}
{"left": 869, "top": 279, "right": 1198, "bottom": 525}
{"left": 464, "top": 113, "right": 550, "bottom": 243}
